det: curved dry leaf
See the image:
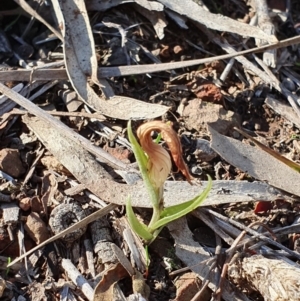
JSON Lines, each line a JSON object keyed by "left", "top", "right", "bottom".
{"left": 51, "top": 0, "right": 169, "bottom": 120}
{"left": 53, "top": 0, "right": 99, "bottom": 83}
{"left": 93, "top": 263, "right": 129, "bottom": 301}
{"left": 133, "top": 3, "right": 167, "bottom": 39}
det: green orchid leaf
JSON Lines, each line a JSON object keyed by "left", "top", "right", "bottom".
{"left": 126, "top": 196, "right": 153, "bottom": 241}
{"left": 160, "top": 176, "right": 212, "bottom": 218}
{"left": 150, "top": 175, "right": 212, "bottom": 230}
{"left": 127, "top": 121, "right": 159, "bottom": 207}
{"left": 160, "top": 197, "right": 195, "bottom": 218}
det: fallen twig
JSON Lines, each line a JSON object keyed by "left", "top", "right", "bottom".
{"left": 0, "top": 35, "right": 299, "bottom": 81}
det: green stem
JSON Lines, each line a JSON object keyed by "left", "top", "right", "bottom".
{"left": 148, "top": 191, "right": 164, "bottom": 232}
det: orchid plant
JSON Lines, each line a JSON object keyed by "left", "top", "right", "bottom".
{"left": 126, "top": 120, "right": 212, "bottom": 243}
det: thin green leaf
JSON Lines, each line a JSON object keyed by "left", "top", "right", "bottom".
{"left": 150, "top": 175, "right": 212, "bottom": 230}
{"left": 160, "top": 197, "right": 195, "bottom": 218}
{"left": 126, "top": 196, "right": 153, "bottom": 241}
{"left": 127, "top": 121, "right": 159, "bottom": 207}
{"left": 145, "top": 245, "right": 150, "bottom": 268}
{"left": 160, "top": 176, "right": 212, "bottom": 218}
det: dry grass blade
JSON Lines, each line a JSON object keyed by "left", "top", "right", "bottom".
{"left": 234, "top": 126, "right": 300, "bottom": 172}
{"left": 204, "top": 208, "right": 300, "bottom": 261}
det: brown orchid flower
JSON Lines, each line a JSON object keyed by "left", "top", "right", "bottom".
{"left": 137, "top": 121, "right": 192, "bottom": 188}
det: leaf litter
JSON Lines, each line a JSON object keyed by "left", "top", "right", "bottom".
{"left": 1, "top": 0, "right": 300, "bottom": 300}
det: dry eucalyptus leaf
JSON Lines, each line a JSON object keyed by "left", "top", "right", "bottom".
{"left": 265, "top": 96, "right": 300, "bottom": 129}
{"left": 134, "top": 0, "right": 164, "bottom": 11}
{"left": 157, "top": 0, "right": 277, "bottom": 43}
{"left": 133, "top": 4, "right": 167, "bottom": 39}
{"left": 208, "top": 124, "right": 300, "bottom": 197}
{"left": 51, "top": 0, "right": 168, "bottom": 120}
{"left": 41, "top": 155, "right": 71, "bottom": 175}
{"left": 85, "top": 0, "right": 132, "bottom": 11}
{"left": 52, "top": 0, "right": 99, "bottom": 84}
{"left": 23, "top": 116, "right": 281, "bottom": 208}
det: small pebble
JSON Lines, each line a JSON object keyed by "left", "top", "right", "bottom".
{"left": 282, "top": 78, "right": 296, "bottom": 92}
{"left": 254, "top": 123, "right": 261, "bottom": 130}
{"left": 194, "top": 139, "right": 217, "bottom": 161}
{"left": 232, "top": 130, "right": 240, "bottom": 139}
{"left": 191, "top": 165, "right": 202, "bottom": 175}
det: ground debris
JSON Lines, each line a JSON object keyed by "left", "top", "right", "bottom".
{"left": 182, "top": 98, "right": 240, "bottom": 134}
{"left": 228, "top": 254, "right": 300, "bottom": 301}
{"left": 1, "top": 0, "right": 300, "bottom": 300}
{"left": 0, "top": 149, "right": 25, "bottom": 178}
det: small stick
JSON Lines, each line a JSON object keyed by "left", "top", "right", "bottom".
{"left": 0, "top": 35, "right": 300, "bottom": 81}
{"left": 84, "top": 239, "right": 96, "bottom": 278}
{"left": 204, "top": 208, "right": 300, "bottom": 260}
{"left": 169, "top": 220, "right": 300, "bottom": 276}
{"left": 214, "top": 230, "right": 247, "bottom": 300}
{"left": 4, "top": 108, "right": 105, "bottom": 121}
{"left": 253, "top": 0, "right": 277, "bottom": 67}
{"left": 62, "top": 258, "right": 94, "bottom": 301}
